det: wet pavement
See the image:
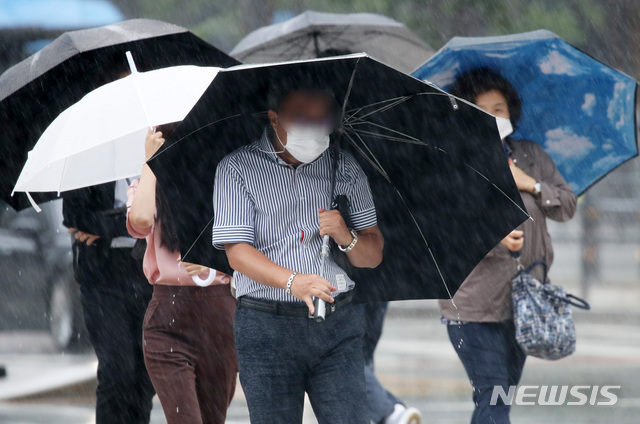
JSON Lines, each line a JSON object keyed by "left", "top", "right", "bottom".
{"left": 1, "top": 306, "right": 639, "bottom": 424}
{"left": 1, "top": 235, "right": 639, "bottom": 423}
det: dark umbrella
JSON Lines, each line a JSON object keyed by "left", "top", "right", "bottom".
{"left": 148, "top": 54, "right": 529, "bottom": 303}
{"left": 0, "top": 18, "right": 239, "bottom": 210}
{"left": 230, "top": 10, "right": 434, "bottom": 73}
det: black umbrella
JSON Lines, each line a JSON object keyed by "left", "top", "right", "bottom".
{"left": 0, "top": 18, "right": 239, "bottom": 210}
{"left": 148, "top": 54, "right": 529, "bottom": 302}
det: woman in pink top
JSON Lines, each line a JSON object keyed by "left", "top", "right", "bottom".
{"left": 127, "top": 128, "right": 237, "bottom": 424}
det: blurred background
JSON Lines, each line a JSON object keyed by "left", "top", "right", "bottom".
{"left": 1, "top": 1, "right": 639, "bottom": 423}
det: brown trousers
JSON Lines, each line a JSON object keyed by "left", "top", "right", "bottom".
{"left": 143, "top": 284, "right": 237, "bottom": 424}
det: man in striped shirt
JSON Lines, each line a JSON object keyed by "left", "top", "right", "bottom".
{"left": 213, "top": 86, "right": 384, "bottom": 423}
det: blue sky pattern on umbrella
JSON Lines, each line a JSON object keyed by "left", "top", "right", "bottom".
{"left": 413, "top": 30, "right": 637, "bottom": 195}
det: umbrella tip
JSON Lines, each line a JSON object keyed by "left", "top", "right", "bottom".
{"left": 25, "top": 192, "right": 42, "bottom": 213}
{"left": 448, "top": 95, "right": 459, "bottom": 111}
{"left": 125, "top": 51, "right": 138, "bottom": 74}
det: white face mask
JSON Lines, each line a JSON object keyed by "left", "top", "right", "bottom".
{"left": 276, "top": 122, "right": 331, "bottom": 163}
{"left": 496, "top": 116, "right": 514, "bottom": 140}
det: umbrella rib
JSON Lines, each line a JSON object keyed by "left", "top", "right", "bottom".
{"left": 343, "top": 130, "right": 455, "bottom": 300}
{"left": 288, "top": 34, "right": 317, "bottom": 59}
{"left": 350, "top": 123, "right": 529, "bottom": 218}
{"left": 241, "top": 33, "right": 312, "bottom": 60}
{"left": 463, "top": 162, "right": 532, "bottom": 220}
{"left": 345, "top": 127, "right": 426, "bottom": 145}
{"left": 344, "top": 91, "right": 453, "bottom": 124}
{"left": 349, "top": 123, "right": 530, "bottom": 220}
{"left": 344, "top": 96, "right": 410, "bottom": 116}
{"left": 57, "top": 155, "right": 70, "bottom": 195}
{"left": 322, "top": 28, "right": 358, "bottom": 52}
{"left": 344, "top": 96, "right": 413, "bottom": 123}
{"left": 345, "top": 116, "right": 426, "bottom": 143}
{"left": 181, "top": 215, "right": 216, "bottom": 262}
{"left": 338, "top": 57, "right": 362, "bottom": 122}
{"left": 343, "top": 131, "right": 391, "bottom": 182}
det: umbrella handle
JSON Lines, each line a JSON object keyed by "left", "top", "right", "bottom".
{"left": 313, "top": 234, "right": 331, "bottom": 322}
{"left": 191, "top": 269, "right": 217, "bottom": 287}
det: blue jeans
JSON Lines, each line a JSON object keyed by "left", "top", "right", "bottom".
{"left": 362, "top": 302, "right": 400, "bottom": 423}
{"left": 447, "top": 320, "right": 526, "bottom": 424}
{"left": 234, "top": 299, "right": 368, "bottom": 424}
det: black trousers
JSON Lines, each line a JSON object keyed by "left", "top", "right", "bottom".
{"left": 77, "top": 247, "right": 155, "bottom": 424}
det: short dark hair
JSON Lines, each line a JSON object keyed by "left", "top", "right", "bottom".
{"left": 450, "top": 67, "right": 522, "bottom": 127}
{"left": 267, "top": 74, "right": 338, "bottom": 112}
{"left": 267, "top": 77, "right": 341, "bottom": 131}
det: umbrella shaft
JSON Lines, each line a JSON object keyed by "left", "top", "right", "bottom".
{"left": 313, "top": 235, "right": 331, "bottom": 322}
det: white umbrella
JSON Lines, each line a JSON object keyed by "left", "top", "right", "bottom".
{"left": 12, "top": 54, "right": 220, "bottom": 208}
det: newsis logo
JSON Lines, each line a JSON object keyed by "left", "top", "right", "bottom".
{"left": 490, "top": 385, "right": 621, "bottom": 406}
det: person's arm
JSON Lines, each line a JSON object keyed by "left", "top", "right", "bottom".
{"left": 508, "top": 148, "right": 576, "bottom": 222}
{"left": 62, "top": 186, "right": 127, "bottom": 240}
{"left": 534, "top": 149, "right": 577, "bottom": 222}
{"left": 225, "top": 242, "right": 335, "bottom": 313}
{"left": 128, "top": 129, "right": 164, "bottom": 231}
{"left": 319, "top": 155, "right": 384, "bottom": 268}
{"left": 318, "top": 209, "right": 383, "bottom": 268}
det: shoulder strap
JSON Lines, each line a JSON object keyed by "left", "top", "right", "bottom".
{"left": 524, "top": 258, "right": 547, "bottom": 276}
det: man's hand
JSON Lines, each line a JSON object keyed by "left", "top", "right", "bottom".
{"left": 501, "top": 229, "right": 524, "bottom": 252}
{"left": 509, "top": 158, "right": 537, "bottom": 193}
{"left": 145, "top": 128, "right": 165, "bottom": 161}
{"left": 68, "top": 227, "right": 100, "bottom": 246}
{"left": 289, "top": 273, "right": 336, "bottom": 314}
{"left": 318, "top": 209, "right": 352, "bottom": 246}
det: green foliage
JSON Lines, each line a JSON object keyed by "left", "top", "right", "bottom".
{"left": 120, "top": 0, "right": 636, "bottom": 77}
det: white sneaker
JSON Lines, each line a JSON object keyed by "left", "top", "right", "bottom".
{"left": 398, "top": 407, "right": 421, "bottom": 424}
{"left": 385, "top": 404, "right": 422, "bottom": 424}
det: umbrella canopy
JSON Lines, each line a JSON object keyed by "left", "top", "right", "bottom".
{"left": 413, "top": 29, "right": 639, "bottom": 196}
{"left": 147, "top": 54, "right": 529, "bottom": 302}
{"left": 13, "top": 64, "right": 220, "bottom": 195}
{"left": 230, "top": 11, "right": 433, "bottom": 73}
{"left": 0, "top": 18, "right": 239, "bottom": 210}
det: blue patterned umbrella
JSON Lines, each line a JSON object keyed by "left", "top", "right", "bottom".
{"left": 413, "top": 29, "right": 638, "bottom": 195}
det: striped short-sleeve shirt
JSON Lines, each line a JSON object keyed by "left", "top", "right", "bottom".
{"left": 212, "top": 129, "right": 377, "bottom": 301}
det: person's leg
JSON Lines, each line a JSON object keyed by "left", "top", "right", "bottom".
{"left": 122, "top": 255, "right": 155, "bottom": 423}
{"left": 142, "top": 288, "right": 204, "bottom": 424}
{"left": 362, "top": 302, "right": 399, "bottom": 423}
{"left": 447, "top": 322, "right": 514, "bottom": 424}
{"left": 504, "top": 320, "right": 527, "bottom": 388}
{"left": 307, "top": 303, "right": 368, "bottom": 424}
{"left": 195, "top": 287, "right": 238, "bottom": 424}
{"left": 234, "top": 305, "right": 306, "bottom": 424}
{"left": 80, "top": 281, "right": 150, "bottom": 424}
